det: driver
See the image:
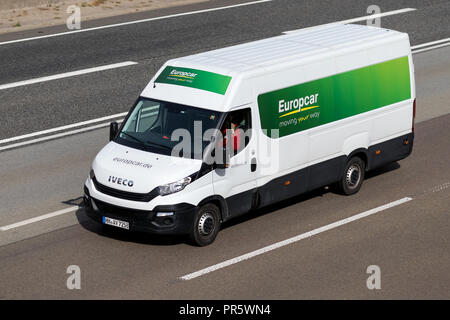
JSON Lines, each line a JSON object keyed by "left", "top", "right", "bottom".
{"left": 221, "top": 114, "right": 242, "bottom": 152}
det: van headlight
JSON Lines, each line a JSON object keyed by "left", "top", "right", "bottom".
{"left": 158, "top": 176, "right": 192, "bottom": 196}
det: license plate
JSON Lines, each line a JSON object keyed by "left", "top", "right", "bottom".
{"left": 102, "top": 216, "right": 129, "bottom": 230}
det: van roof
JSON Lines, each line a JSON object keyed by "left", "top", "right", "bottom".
{"left": 142, "top": 24, "right": 409, "bottom": 111}
{"left": 172, "top": 24, "right": 405, "bottom": 73}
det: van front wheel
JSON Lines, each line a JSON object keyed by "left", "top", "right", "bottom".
{"left": 337, "top": 156, "right": 365, "bottom": 195}
{"left": 189, "top": 203, "right": 221, "bottom": 246}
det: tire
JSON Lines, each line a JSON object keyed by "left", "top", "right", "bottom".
{"left": 189, "top": 203, "right": 221, "bottom": 246}
{"left": 336, "top": 156, "right": 365, "bottom": 195}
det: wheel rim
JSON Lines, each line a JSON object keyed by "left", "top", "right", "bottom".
{"left": 346, "top": 163, "right": 361, "bottom": 189}
{"left": 198, "top": 212, "right": 215, "bottom": 237}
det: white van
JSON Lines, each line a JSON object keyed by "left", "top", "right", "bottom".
{"left": 84, "top": 24, "right": 415, "bottom": 246}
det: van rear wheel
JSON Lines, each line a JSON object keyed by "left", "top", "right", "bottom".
{"left": 337, "top": 156, "right": 365, "bottom": 195}
{"left": 189, "top": 203, "right": 221, "bottom": 246}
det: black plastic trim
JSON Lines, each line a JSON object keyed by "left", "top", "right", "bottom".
{"left": 367, "top": 132, "right": 414, "bottom": 170}
{"left": 84, "top": 197, "right": 196, "bottom": 235}
{"left": 92, "top": 176, "right": 160, "bottom": 202}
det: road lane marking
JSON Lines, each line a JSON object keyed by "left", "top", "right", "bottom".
{"left": 0, "top": 206, "right": 80, "bottom": 231}
{"left": 0, "top": 61, "right": 138, "bottom": 91}
{"left": 0, "top": 112, "right": 126, "bottom": 146}
{"left": 412, "top": 41, "right": 450, "bottom": 54}
{"left": 283, "top": 8, "right": 416, "bottom": 34}
{"left": 0, "top": 118, "right": 124, "bottom": 152}
{"left": 429, "top": 182, "right": 450, "bottom": 193}
{"left": 420, "top": 182, "right": 450, "bottom": 196}
{"left": 411, "top": 38, "right": 450, "bottom": 50}
{"left": 0, "top": 122, "right": 116, "bottom": 152}
{"left": 180, "top": 197, "right": 413, "bottom": 280}
{"left": 0, "top": 0, "right": 272, "bottom": 47}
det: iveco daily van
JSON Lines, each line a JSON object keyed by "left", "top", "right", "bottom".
{"left": 84, "top": 24, "right": 415, "bottom": 246}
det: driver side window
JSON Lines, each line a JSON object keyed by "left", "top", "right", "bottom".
{"left": 220, "top": 108, "right": 252, "bottom": 156}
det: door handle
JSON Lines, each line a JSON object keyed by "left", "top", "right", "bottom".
{"left": 251, "top": 158, "right": 257, "bottom": 172}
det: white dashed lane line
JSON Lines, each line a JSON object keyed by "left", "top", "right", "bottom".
{"left": 180, "top": 197, "right": 413, "bottom": 280}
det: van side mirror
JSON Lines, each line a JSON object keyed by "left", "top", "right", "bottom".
{"left": 110, "top": 121, "right": 119, "bottom": 141}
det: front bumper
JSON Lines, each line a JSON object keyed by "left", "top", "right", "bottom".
{"left": 84, "top": 186, "right": 196, "bottom": 235}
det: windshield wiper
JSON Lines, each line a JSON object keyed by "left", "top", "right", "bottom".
{"left": 120, "top": 131, "right": 171, "bottom": 151}
{"left": 120, "top": 132, "right": 147, "bottom": 146}
{"left": 145, "top": 140, "right": 172, "bottom": 151}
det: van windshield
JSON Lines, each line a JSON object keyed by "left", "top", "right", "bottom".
{"left": 115, "top": 97, "right": 223, "bottom": 159}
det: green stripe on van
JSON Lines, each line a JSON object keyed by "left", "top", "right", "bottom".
{"left": 155, "top": 66, "right": 232, "bottom": 95}
{"left": 258, "top": 56, "right": 411, "bottom": 138}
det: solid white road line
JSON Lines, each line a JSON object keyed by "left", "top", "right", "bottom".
{"left": 0, "top": 121, "right": 117, "bottom": 152}
{"left": 0, "top": 61, "right": 138, "bottom": 91}
{"left": 283, "top": 8, "right": 416, "bottom": 33}
{"left": 0, "top": 206, "right": 80, "bottom": 231}
{"left": 0, "top": 0, "right": 272, "bottom": 47}
{"left": 0, "top": 112, "right": 127, "bottom": 145}
{"left": 411, "top": 37, "right": 450, "bottom": 49}
{"left": 412, "top": 42, "right": 450, "bottom": 54}
{"left": 180, "top": 197, "right": 413, "bottom": 280}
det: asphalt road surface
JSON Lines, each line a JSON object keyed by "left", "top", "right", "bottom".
{"left": 0, "top": 0, "right": 449, "bottom": 299}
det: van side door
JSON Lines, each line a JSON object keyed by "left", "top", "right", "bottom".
{"left": 212, "top": 106, "right": 258, "bottom": 219}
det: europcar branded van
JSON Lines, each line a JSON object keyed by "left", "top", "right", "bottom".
{"left": 84, "top": 24, "right": 415, "bottom": 246}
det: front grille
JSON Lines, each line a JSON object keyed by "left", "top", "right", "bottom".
{"left": 92, "top": 177, "right": 159, "bottom": 202}
{"left": 92, "top": 198, "right": 151, "bottom": 216}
